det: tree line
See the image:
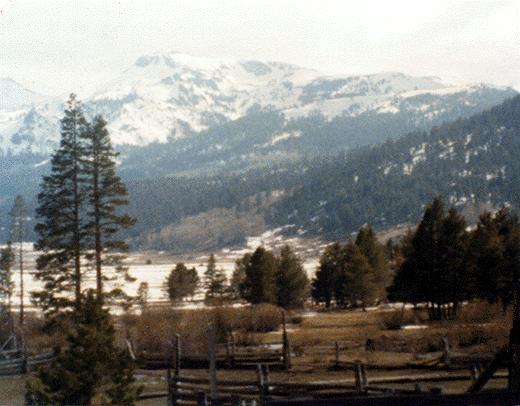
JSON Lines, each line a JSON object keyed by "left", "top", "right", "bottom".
{"left": 388, "top": 197, "right": 520, "bottom": 320}
{"left": 163, "top": 246, "right": 309, "bottom": 310}
{"left": 162, "top": 195, "right": 520, "bottom": 322}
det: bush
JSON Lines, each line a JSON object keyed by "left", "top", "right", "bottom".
{"left": 239, "top": 304, "right": 283, "bottom": 333}
{"left": 379, "top": 308, "right": 426, "bottom": 330}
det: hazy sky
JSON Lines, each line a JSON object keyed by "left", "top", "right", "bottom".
{"left": 1, "top": 0, "right": 519, "bottom": 96}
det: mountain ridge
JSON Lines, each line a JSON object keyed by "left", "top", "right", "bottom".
{"left": 0, "top": 52, "right": 516, "bottom": 156}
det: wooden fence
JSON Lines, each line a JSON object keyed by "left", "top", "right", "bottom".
{"left": 159, "top": 361, "right": 509, "bottom": 406}
{"left": 0, "top": 352, "right": 54, "bottom": 376}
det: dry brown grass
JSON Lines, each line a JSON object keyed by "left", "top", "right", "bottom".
{"left": 122, "top": 304, "right": 283, "bottom": 354}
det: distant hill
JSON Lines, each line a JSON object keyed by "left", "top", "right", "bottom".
{"left": 120, "top": 95, "right": 520, "bottom": 251}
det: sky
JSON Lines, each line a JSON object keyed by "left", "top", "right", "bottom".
{"left": 0, "top": 0, "right": 519, "bottom": 96}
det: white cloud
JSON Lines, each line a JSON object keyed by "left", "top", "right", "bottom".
{"left": 0, "top": 0, "right": 518, "bottom": 95}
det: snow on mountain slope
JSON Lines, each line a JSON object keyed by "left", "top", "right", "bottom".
{"left": 0, "top": 78, "right": 48, "bottom": 110}
{"left": 0, "top": 52, "right": 516, "bottom": 154}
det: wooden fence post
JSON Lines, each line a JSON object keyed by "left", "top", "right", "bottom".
{"left": 334, "top": 341, "right": 340, "bottom": 368}
{"left": 360, "top": 364, "right": 368, "bottom": 387}
{"left": 354, "top": 363, "right": 364, "bottom": 392}
{"left": 441, "top": 337, "right": 451, "bottom": 367}
{"left": 175, "top": 334, "right": 181, "bottom": 377}
{"left": 282, "top": 311, "right": 291, "bottom": 370}
{"left": 263, "top": 364, "right": 271, "bottom": 402}
{"left": 208, "top": 322, "right": 218, "bottom": 403}
{"left": 231, "top": 332, "right": 236, "bottom": 368}
{"left": 226, "top": 336, "right": 233, "bottom": 368}
{"left": 196, "top": 391, "right": 209, "bottom": 406}
{"left": 167, "top": 368, "right": 175, "bottom": 406}
{"left": 470, "top": 364, "right": 481, "bottom": 383}
{"left": 257, "top": 364, "right": 266, "bottom": 404}
{"left": 510, "top": 280, "right": 520, "bottom": 390}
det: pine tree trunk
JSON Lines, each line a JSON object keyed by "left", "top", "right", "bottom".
{"left": 509, "top": 282, "right": 520, "bottom": 390}
{"left": 73, "top": 121, "right": 82, "bottom": 309}
{"left": 19, "top": 240, "right": 23, "bottom": 326}
{"left": 94, "top": 160, "right": 103, "bottom": 301}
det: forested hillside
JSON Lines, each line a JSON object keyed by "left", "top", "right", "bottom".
{"left": 121, "top": 95, "right": 520, "bottom": 251}
{"left": 3, "top": 95, "right": 520, "bottom": 252}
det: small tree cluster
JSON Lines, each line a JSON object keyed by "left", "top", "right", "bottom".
{"left": 388, "top": 197, "right": 520, "bottom": 319}
{"left": 234, "top": 245, "right": 309, "bottom": 309}
{"left": 165, "top": 262, "right": 199, "bottom": 303}
{"left": 311, "top": 225, "right": 390, "bottom": 309}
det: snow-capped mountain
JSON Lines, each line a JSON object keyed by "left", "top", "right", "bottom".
{"left": 0, "top": 51, "right": 516, "bottom": 155}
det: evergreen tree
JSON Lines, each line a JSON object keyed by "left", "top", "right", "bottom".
{"left": 312, "top": 242, "right": 342, "bottom": 308}
{"left": 355, "top": 224, "right": 390, "bottom": 302}
{"left": 340, "top": 242, "right": 376, "bottom": 309}
{"left": 493, "top": 208, "right": 520, "bottom": 310}
{"left": 229, "top": 254, "right": 249, "bottom": 300}
{"left": 26, "top": 292, "right": 141, "bottom": 405}
{"left": 203, "top": 254, "right": 227, "bottom": 300}
{"left": 276, "top": 245, "right": 309, "bottom": 309}
{"left": 137, "top": 282, "right": 149, "bottom": 312}
{"left": 207, "top": 268, "right": 227, "bottom": 301}
{"left": 165, "top": 263, "right": 199, "bottom": 302}
{"left": 81, "top": 115, "right": 136, "bottom": 302}
{"left": 436, "top": 207, "right": 469, "bottom": 317}
{"left": 33, "top": 94, "right": 89, "bottom": 314}
{"left": 0, "top": 242, "right": 15, "bottom": 333}
{"left": 9, "top": 195, "right": 27, "bottom": 325}
{"left": 240, "top": 247, "right": 278, "bottom": 304}
{"left": 387, "top": 230, "right": 422, "bottom": 305}
{"left": 469, "top": 208, "right": 520, "bottom": 310}
{"left": 204, "top": 253, "right": 217, "bottom": 297}
{"left": 468, "top": 212, "right": 503, "bottom": 304}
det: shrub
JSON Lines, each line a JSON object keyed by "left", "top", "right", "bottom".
{"left": 239, "top": 304, "right": 283, "bottom": 333}
{"left": 379, "top": 308, "right": 426, "bottom": 330}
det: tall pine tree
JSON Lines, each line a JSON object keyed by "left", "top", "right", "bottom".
{"left": 240, "top": 247, "right": 278, "bottom": 304}
{"left": 312, "top": 242, "right": 342, "bottom": 308}
{"left": 81, "top": 115, "right": 135, "bottom": 302}
{"left": 10, "top": 195, "right": 27, "bottom": 325}
{"left": 276, "top": 245, "right": 309, "bottom": 309}
{"left": 0, "top": 242, "right": 15, "bottom": 334}
{"left": 34, "top": 94, "right": 89, "bottom": 314}
{"left": 355, "top": 224, "right": 390, "bottom": 302}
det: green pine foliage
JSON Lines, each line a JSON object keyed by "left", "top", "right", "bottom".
{"left": 0, "top": 241, "right": 15, "bottom": 333}
{"left": 33, "top": 96, "right": 135, "bottom": 314}
{"left": 355, "top": 224, "right": 390, "bottom": 301}
{"left": 276, "top": 245, "right": 309, "bottom": 309}
{"left": 204, "top": 253, "right": 227, "bottom": 300}
{"left": 340, "top": 242, "right": 376, "bottom": 309}
{"left": 33, "top": 94, "right": 89, "bottom": 314}
{"left": 9, "top": 195, "right": 27, "bottom": 325}
{"left": 229, "top": 254, "right": 249, "bottom": 299}
{"left": 389, "top": 197, "right": 520, "bottom": 319}
{"left": 81, "top": 115, "right": 136, "bottom": 303}
{"left": 312, "top": 242, "right": 342, "bottom": 308}
{"left": 165, "top": 263, "right": 199, "bottom": 302}
{"left": 240, "top": 247, "right": 278, "bottom": 305}
{"left": 26, "top": 292, "right": 141, "bottom": 405}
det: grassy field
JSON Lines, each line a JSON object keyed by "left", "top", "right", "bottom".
{"left": 0, "top": 377, "right": 25, "bottom": 405}
{"left": 2, "top": 302, "right": 511, "bottom": 403}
